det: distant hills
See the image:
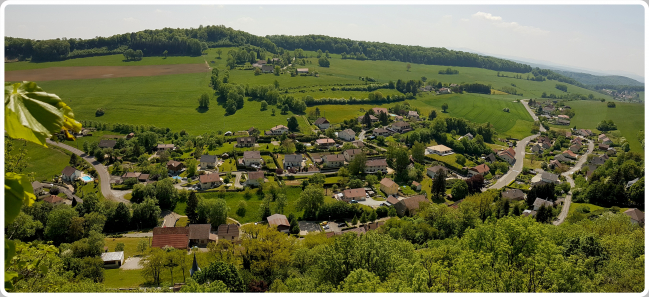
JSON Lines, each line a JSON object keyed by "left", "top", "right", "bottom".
{"left": 550, "top": 70, "right": 643, "bottom": 87}
{"left": 449, "top": 47, "right": 644, "bottom": 86}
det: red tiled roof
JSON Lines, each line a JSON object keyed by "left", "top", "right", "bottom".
{"left": 151, "top": 227, "right": 189, "bottom": 249}
{"left": 366, "top": 159, "right": 387, "bottom": 167}
{"left": 380, "top": 178, "right": 396, "bottom": 188}
{"left": 471, "top": 164, "right": 490, "bottom": 174}
{"left": 43, "top": 195, "right": 63, "bottom": 204}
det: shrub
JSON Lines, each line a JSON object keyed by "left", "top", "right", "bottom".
{"left": 95, "top": 108, "right": 105, "bottom": 117}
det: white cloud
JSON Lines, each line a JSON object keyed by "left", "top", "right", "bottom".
{"left": 460, "top": 18, "right": 469, "bottom": 22}
{"left": 472, "top": 11, "right": 502, "bottom": 21}
{"left": 472, "top": 11, "right": 548, "bottom": 36}
{"left": 123, "top": 17, "right": 138, "bottom": 22}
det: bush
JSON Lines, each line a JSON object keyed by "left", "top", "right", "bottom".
{"left": 49, "top": 186, "right": 60, "bottom": 195}
{"left": 607, "top": 102, "right": 616, "bottom": 108}
{"left": 95, "top": 108, "right": 105, "bottom": 117}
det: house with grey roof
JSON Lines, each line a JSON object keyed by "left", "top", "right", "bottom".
{"left": 200, "top": 155, "right": 218, "bottom": 168}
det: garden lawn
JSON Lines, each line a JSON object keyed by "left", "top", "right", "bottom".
{"left": 198, "top": 186, "right": 305, "bottom": 224}
{"left": 7, "top": 138, "right": 72, "bottom": 182}
{"left": 103, "top": 237, "right": 147, "bottom": 259}
{"left": 427, "top": 153, "right": 476, "bottom": 169}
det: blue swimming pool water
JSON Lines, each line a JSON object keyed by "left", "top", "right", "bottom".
{"left": 81, "top": 176, "right": 92, "bottom": 182}
{"left": 172, "top": 176, "right": 182, "bottom": 180}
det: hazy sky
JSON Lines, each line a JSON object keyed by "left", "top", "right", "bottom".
{"left": 4, "top": 4, "right": 645, "bottom": 78}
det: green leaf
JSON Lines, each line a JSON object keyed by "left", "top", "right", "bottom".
{"left": 4, "top": 240, "right": 15, "bottom": 267}
{"left": 4, "top": 81, "right": 81, "bottom": 147}
{"left": 4, "top": 173, "right": 36, "bottom": 225}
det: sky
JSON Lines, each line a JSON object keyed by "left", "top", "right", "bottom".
{"left": 3, "top": 3, "right": 646, "bottom": 79}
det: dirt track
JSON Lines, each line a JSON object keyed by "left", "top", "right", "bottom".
{"left": 5, "top": 63, "right": 209, "bottom": 82}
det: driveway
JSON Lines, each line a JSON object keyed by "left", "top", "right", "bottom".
{"left": 233, "top": 171, "right": 243, "bottom": 189}
{"left": 161, "top": 210, "right": 182, "bottom": 227}
{"left": 554, "top": 140, "right": 594, "bottom": 225}
{"left": 46, "top": 139, "right": 130, "bottom": 204}
{"left": 358, "top": 129, "right": 367, "bottom": 141}
{"left": 121, "top": 257, "right": 143, "bottom": 270}
{"left": 358, "top": 197, "right": 384, "bottom": 209}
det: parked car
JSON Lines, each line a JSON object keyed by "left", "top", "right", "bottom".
{"left": 323, "top": 225, "right": 329, "bottom": 230}
{"left": 351, "top": 200, "right": 358, "bottom": 204}
{"left": 338, "top": 223, "right": 346, "bottom": 227}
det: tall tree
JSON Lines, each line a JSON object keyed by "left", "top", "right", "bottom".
{"left": 296, "top": 185, "right": 325, "bottom": 219}
{"left": 348, "top": 152, "right": 367, "bottom": 176}
{"left": 287, "top": 116, "right": 299, "bottom": 131}
{"left": 431, "top": 169, "right": 446, "bottom": 199}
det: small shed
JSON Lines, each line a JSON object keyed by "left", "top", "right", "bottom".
{"left": 101, "top": 251, "right": 124, "bottom": 269}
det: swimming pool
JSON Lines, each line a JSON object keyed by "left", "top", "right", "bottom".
{"left": 81, "top": 176, "right": 92, "bottom": 182}
{"left": 172, "top": 176, "right": 182, "bottom": 180}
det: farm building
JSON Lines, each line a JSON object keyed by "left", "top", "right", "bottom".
{"left": 267, "top": 214, "right": 290, "bottom": 233}
{"left": 380, "top": 178, "right": 399, "bottom": 196}
{"left": 426, "top": 145, "right": 454, "bottom": 156}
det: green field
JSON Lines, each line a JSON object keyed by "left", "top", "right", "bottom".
{"left": 564, "top": 100, "right": 644, "bottom": 154}
{"left": 8, "top": 46, "right": 639, "bottom": 150}
{"left": 7, "top": 139, "right": 72, "bottom": 182}
{"left": 5, "top": 54, "right": 205, "bottom": 71}
{"left": 198, "top": 185, "right": 304, "bottom": 224}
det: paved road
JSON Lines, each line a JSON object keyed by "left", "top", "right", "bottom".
{"left": 488, "top": 134, "right": 539, "bottom": 190}
{"left": 46, "top": 139, "right": 130, "bottom": 204}
{"left": 554, "top": 139, "right": 594, "bottom": 225}
{"left": 522, "top": 99, "right": 546, "bottom": 132}
{"left": 122, "top": 232, "right": 153, "bottom": 238}
{"left": 359, "top": 129, "right": 367, "bottom": 141}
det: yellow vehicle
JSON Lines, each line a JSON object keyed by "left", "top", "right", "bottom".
{"left": 320, "top": 221, "right": 328, "bottom": 226}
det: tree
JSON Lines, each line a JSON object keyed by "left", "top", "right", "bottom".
{"left": 431, "top": 169, "right": 446, "bottom": 199}
{"left": 254, "top": 67, "right": 261, "bottom": 75}
{"left": 348, "top": 152, "right": 367, "bottom": 176}
{"left": 156, "top": 178, "right": 178, "bottom": 210}
{"left": 341, "top": 268, "right": 381, "bottom": 292}
{"left": 115, "top": 243, "right": 125, "bottom": 252}
{"left": 411, "top": 142, "right": 426, "bottom": 163}
{"left": 131, "top": 197, "right": 162, "bottom": 229}
{"left": 192, "top": 260, "right": 245, "bottom": 292}
{"left": 287, "top": 116, "right": 299, "bottom": 131}
{"left": 289, "top": 216, "right": 300, "bottom": 234}
{"left": 428, "top": 110, "right": 437, "bottom": 120}
{"left": 217, "top": 49, "right": 223, "bottom": 58}
{"left": 141, "top": 248, "right": 165, "bottom": 286}
{"left": 406, "top": 63, "right": 411, "bottom": 71}
{"left": 296, "top": 185, "right": 325, "bottom": 219}
{"left": 368, "top": 210, "right": 378, "bottom": 223}
{"left": 137, "top": 239, "right": 149, "bottom": 255}
{"left": 607, "top": 102, "right": 616, "bottom": 108}
{"left": 44, "top": 205, "right": 78, "bottom": 244}
{"left": 360, "top": 212, "right": 368, "bottom": 225}
{"left": 352, "top": 215, "right": 358, "bottom": 226}
{"left": 186, "top": 158, "right": 198, "bottom": 177}
{"left": 455, "top": 154, "right": 466, "bottom": 166}
{"left": 275, "top": 194, "right": 287, "bottom": 214}
{"left": 442, "top": 103, "right": 449, "bottom": 113}
{"left": 628, "top": 176, "right": 644, "bottom": 207}
{"left": 163, "top": 50, "right": 168, "bottom": 58}
{"left": 260, "top": 100, "right": 268, "bottom": 111}
{"left": 318, "top": 57, "right": 330, "bottom": 67}
{"left": 6, "top": 212, "right": 42, "bottom": 241}
{"left": 197, "top": 198, "right": 229, "bottom": 228}
{"left": 450, "top": 180, "right": 469, "bottom": 201}
{"left": 362, "top": 112, "right": 373, "bottom": 129}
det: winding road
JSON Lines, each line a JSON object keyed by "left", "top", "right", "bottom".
{"left": 553, "top": 139, "right": 594, "bottom": 225}
{"left": 487, "top": 133, "right": 539, "bottom": 190}
{"left": 46, "top": 139, "right": 130, "bottom": 204}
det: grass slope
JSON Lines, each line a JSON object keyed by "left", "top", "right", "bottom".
{"left": 564, "top": 101, "right": 644, "bottom": 154}
{"left": 5, "top": 54, "right": 205, "bottom": 71}
{"left": 8, "top": 139, "right": 72, "bottom": 182}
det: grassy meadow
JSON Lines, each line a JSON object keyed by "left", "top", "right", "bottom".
{"left": 563, "top": 100, "right": 644, "bottom": 154}
{"left": 7, "top": 46, "right": 641, "bottom": 149}
{"left": 4, "top": 54, "right": 205, "bottom": 71}
{"left": 7, "top": 138, "right": 72, "bottom": 182}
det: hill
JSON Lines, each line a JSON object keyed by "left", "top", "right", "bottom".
{"left": 552, "top": 70, "right": 643, "bottom": 86}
